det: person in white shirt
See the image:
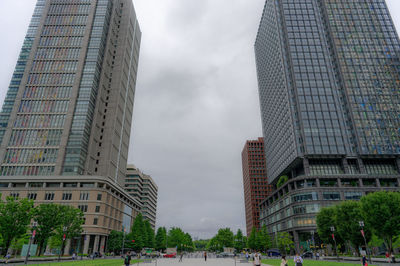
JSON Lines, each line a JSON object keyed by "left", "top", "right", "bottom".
{"left": 294, "top": 253, "right": 303, "bottom": 266}
{"left": 253, "top": 252, "right": 261, "bottom": 266}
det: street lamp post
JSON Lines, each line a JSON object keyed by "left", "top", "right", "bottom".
{"left": 121, "top": 226, "right": 126, "bottom": 255}
{"left": 311, "top": 231, "right": 315, "bottom": 259}
{"left": 24, "top": 222, "right": 38, "bottom": 265}
{"left": 330, "top": 226, "right": 339, "bottom": 261}
{"left": 359, "top": 221, "right": 371, "bottom": 264}
{"left": 58, "top": 226, "right": 68, "bottom": 262}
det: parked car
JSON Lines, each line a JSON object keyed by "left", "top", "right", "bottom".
{"left": 302, "top": 251, "right": 314, "bottom": 258}
{"left": 267, "top": 249, "right": 281, "bottom": 257}
{"left": 163, "top": 252, "right": 176, "bottom": 258}
{"left": 216, "top": 252, "right": 235, "bottom": 258}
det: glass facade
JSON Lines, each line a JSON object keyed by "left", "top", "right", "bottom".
{"left": 0, "top": 0, "right": 46, "bottom": 144}
{"left": 255, "top": 0, "right": 400, "bottom": 183}
{"left": 324, "top": 0, "right": 400, "bottom": 155}
{"left": 62, "top": 0, "right": 113, "bottom": 175}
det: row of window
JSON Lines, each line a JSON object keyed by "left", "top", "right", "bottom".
{"left": 14, "top": 114, "right": 65, "bottom": 128}
{"left": 35, "top": 48, "right": 81, "bottom": 60}
{"left": 48, "top": 4, "right": 91, "bottom": 15}
{"left": 39, "top": 36, "right": 83, "bottom": 47}
{"left": 45, "top": 15, "right": 88, "bottom": 26}
{"left": 27, "top": 73, "right": 76, "bottom": 85}
{"left": 0, "top": 166, "right": 55, "bottom": 176}
{"left": 3, "top": 148, "right": 58, "bottom": 164}
{"left": 18, "top": 100, "right": 69, "bottom": 113}
{"left": 42, "top": 25, "right": 86, "bottom": 36}
{"left": 23, "top": 86, "right": 72, "bottom": 99}
{"left": 9, "top": 129, "right": 62, "bottom": 147}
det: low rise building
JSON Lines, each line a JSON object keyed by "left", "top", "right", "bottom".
{"left": 125, "top": 165, "right": 158, "bottom": 229}
{"left": 0, "top": 176, "right": 141, "bottom": 255}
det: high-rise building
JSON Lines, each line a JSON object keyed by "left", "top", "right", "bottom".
{"left": 255, "top": 0, "right": 400, "bottom": 250}
{"left": 0, "top": 0, "right": 142, "bottom": 255}
{"left": 241, "top": 138, "right": 272, "bottom": 236}
{"left": 125, "top": 165, "right": 158, "bottom": 229}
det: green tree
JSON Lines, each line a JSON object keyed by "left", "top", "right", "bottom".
{"left": 183, "top": 233, "right": 194, "bottom": 251}
{"left": 215, "top": 228, "right": 234, "bottom": 248}
{"left": 335, "top": 201, "right": 371, "bottom": 254}
{"left": 234, "top": 229, "right": 246, "bottom": 251}
{"left": 0, "top": 197, "right": 34, "bottom": 255}
{"left": 316, "top": 205, "right": 344, "bottom": 246}
{"left": 277, "top": 175, "right": 289, "bottom": 188}
{"left": 143, "top": 220, "right": 154, "bottom": 248}
{"left": 194, "top": 239, "right": 209, "bottom": 250}
{"left": 247, "top": 227, "right": 258, "bottom": 251}
{"left": 361, "top": 191, "right": 400, "bottom": 252}
{"left": 54, "top": 205, "right": 84, "bottom": 255}
{"left": 257, "top": 225, "right": 272, "bottom": 252}
{"left": 276, "top": 232, "right": 294, "bottom": 255}
{"left": 206, "top": 237, "right": 220, "bottom": 252}
{"left": 155, "top": 227, "right": 167, "bottom": 251}
{"left": 167, "top": 227, "right": 185, "bottom": 250}
{"left": 33, "top": 204, "right": 63, "bottom": 255}
{"left": 107, "top": 230, "right": 123, "bottom": 253}
{"left": 127, "top": 213, "right": 145, "bottom": 252}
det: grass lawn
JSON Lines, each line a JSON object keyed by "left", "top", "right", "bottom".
{"left": 261, "top": 259, "right": 376, "bottom": 266}
{"left": 28, "top": 259, "right": 142, "bottom": 266}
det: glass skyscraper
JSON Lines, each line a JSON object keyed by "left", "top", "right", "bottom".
{"left": 0, "top": 0, "right": 141, "bottom": 185}
{"left": 255, "top": 0, "right": 400, "bottom": 250}
{"left": 0, "top": 0, "right": 142, "bottom": 255}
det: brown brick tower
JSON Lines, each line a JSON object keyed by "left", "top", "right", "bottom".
{"left": 242, "top": 137, "right": 272, "bottom": 235}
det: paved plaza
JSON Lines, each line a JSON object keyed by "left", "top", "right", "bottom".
{"left": 138, "top": 258, "right": 255, "bottom": 266}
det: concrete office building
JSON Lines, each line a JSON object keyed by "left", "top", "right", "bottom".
{"left": 241, "top": 138, "right": 272, "bottom": 236}
{"left": 255, "top": 0, "right": 400, "bottom": 250}
{"left": 125, "top": 165, "right": 158, "bottom": 229}
{"left": 0, "top": 0, "right": 142, "bottom": 255}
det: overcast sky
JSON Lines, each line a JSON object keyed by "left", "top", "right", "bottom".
{"left": 0, "top": 0, "right": 400, "bottom": 239}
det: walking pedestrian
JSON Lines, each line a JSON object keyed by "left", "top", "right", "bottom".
{"left": 253, "top": 253, "right": 261, "bottom": 266}
{"left": 385, "top": 252, "right": 390, "bottom": 263}
{"left": 124, "top": 252, "right": 131, "bottom": 266}
{"left": 294, "top": 253, "right": 303, "bottom": 266}
{"left": 4, "top": 253, "right": 11, "bottom": 264}
{"left": 316, "top": 251, "right": 320, "bottom": 260}
{"left": 204, "top": 251, "right": 207, "bottom": 261}
{"left": 362, "top": 255, "right": 367, "bottom": 266}
{"left": 179, "top": 252, "right": 184, "bottom": 262}
{"left": 280, "top": 255, "right": 288, "bottom": 266}
{"left": 245, "top": 251, "right": 249, "bottom": 261}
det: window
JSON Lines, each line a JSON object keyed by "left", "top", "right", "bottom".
{"left": 44, "top": 192, "right": 55, "bottom": 201}
{"left": 29, "top": 182, "right": 43, "bottom": 188}
{"left": 344, "top": 192, "right": 362, "bottom": 200}
{"left": 93, "top": 218, "right": 98, "bottom": 225}
{"left": 323, "top": 192, "right": 340, "bottom": 200}
{"left": 97, "top": 193, "right": 102, "bottom": 201}
{"left": 78, "top": 205, "right": 88, "bottom": 212}
{"left": 64, "top": 183, "right": 77, "bottom": 188}
{"left": 80, "top": 192, "right": 89, "bottom": 200}
{"left": 62, "top": 193, "right": 72, "bottom": 200}
{"left": 95, "top": 205, "right": 100, "bottom": 213}
{"left": 10, "top": 192, "right": 19, "bottom": 199}
{"left": 292, "top": 192, "right": 318, "bottom": 202}
{"left": 27, "top": 193, "right": 37, "bottom": 200}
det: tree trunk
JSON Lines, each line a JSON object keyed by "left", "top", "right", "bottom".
{"left": 3, "top": 238, "right": 12, "bottom": 256}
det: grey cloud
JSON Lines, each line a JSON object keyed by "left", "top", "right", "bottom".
{"left": 1, "top": 0, "right": 400, "bottom": 239}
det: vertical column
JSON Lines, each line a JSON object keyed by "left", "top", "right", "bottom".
{"left": 63, "top": 239, "right": 71, "bottom": 256}
{"left": 357, "top": 158, "right": 366, "bottom": 174}
{"left": 342, "top": 158, "right": 349, "bottom": 174}
{"left": 99, "top": 236, "right": 105, "bottom": 254}
{"left": 93, "top": 235, "right": 100, "bottom": 253}
{"left": 303, "top": 158, "right": 310, "bottom": 175}
{"left": 293, "top": 230, "right": 300, "bottom": 253}
{"left": 83, "top": 234, "right": 90, "bottom": 254}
